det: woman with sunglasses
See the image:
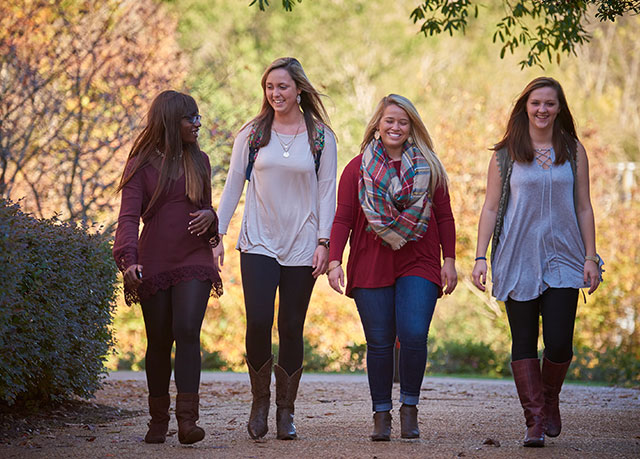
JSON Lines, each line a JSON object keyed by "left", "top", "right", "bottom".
{"left": 113, "top": 90, "right": 223, "bottom": 445}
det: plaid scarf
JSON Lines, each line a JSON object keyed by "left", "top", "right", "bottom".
{"left": 359, "top": 138, "right": 432, "bottom": 250}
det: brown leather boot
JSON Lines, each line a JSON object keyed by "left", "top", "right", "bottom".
{"left": 371, "top": 411, "right": 392, "bottom": 441}
{"left": 399, "top": 404, "right": 419, "bottom": 439}
{"left": 542, "top": 356, "right": 571, "bottom": 437}
{"left": 144, "top": 394, "right": 170, "bottom": 443}
{"left": 247, "top": 356, "right": 273, "bottom": 439}
{"left": 274, "top": 364, "right": 302, "bottom": 440}
{"left": 175, "top": 393, "right": 205, "bottom": 445}
{"left": 511, "top": 358, "right": 545, "bottom": 447}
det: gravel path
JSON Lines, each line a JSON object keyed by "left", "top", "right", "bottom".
{"left": 2, "top": 372, "right": 639, "bottom": 458}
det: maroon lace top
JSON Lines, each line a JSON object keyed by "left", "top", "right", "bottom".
{"left": 113, "top": 152, "right": 223, "bottom": 305}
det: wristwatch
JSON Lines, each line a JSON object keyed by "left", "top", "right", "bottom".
{"left": 318, "top": 239, "right": 330, "bottom": 249}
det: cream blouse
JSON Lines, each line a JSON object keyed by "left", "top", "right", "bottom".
{"left": 217, "top": 124, "right": 337, "bottom": 266}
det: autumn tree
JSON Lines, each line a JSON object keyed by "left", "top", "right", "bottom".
{"left": 250, "top": 0, "right": 640, "bottom": 68}
{"left": 0, "top": 0, "right": 185, "bottom": 224}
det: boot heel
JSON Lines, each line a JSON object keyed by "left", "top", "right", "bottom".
{"left": 176, "top": 393, "right": 205, "bottom": 445}
{"left": 371, "top": 411, "right": 391, "bottom": 441}
{"left": 247, "top": 356, "right": 273, "bottom": 439}
{"left": 542, "top": 356, "right": 571, "bottom": 438}
{"left": 512, "top": 359, "right": 545, "bottom": 448}
{"left": 274, "top": 364, "right": 303, "bottom": 440}
{"left": 144, "top": 394, "right": 170, "bottom": 444}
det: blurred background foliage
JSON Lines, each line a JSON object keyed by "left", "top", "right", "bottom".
{"left": 2, "top": 0, "right": 638, "bottom": 385}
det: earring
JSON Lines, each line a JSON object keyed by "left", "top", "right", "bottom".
{"left": 296, "top": 94, "right": 301, "bottom": 104}
{"left": 374, "top": 130, "right": 380, "bottom": 140}
{"left": 407, "top": 136, "right": 414, "bottom": 144}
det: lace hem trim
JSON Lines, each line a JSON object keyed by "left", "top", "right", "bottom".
{"left": 124, "top": 265, "right": 223, "bottom": 306}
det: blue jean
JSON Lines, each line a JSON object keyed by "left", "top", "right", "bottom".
{"left": 352, "top": 276, "right": 439, "bottom": 412}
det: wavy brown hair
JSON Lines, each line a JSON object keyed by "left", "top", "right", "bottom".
{"left": 493, "top": 77, "right": 578, "bottom": 164}
{"left": 361, "top": 94, "right": 448, "bottom": 195}
{"left": 247, "top": 57, "right": 332, "bottom": 150}
{"left": 117, "top": 90, "right": 209, "bottom": 217}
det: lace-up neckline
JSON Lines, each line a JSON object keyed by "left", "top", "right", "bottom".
{"left": 535, "top": 148, "right": 552, "bottom": 169}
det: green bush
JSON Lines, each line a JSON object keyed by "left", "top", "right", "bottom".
{"left": 201, "top": 349, "right": 229, "bottom": 371}
{"left": 0, "top": 199, "right": 118, "bottom": 405}
{"left": 428, "top": 339, "right": 511, "bottom": 377}
{"left": 571, "top": 345, "right": 640, "bottom": 386}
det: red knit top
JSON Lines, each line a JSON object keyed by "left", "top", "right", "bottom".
{"left": 113, "top": 152, "right": 223, "bottom": 305}
{"left": 328, "top": 154, "right": 456, "bottom": 297}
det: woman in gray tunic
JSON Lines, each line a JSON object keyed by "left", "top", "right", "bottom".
{"left": 471, "top": 77, "right": 601, "bottom": 447}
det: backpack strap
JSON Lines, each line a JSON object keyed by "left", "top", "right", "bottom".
{"left": 245, "top": 123, "right": 263, "bottom": 181}
{"left": 245, "top": 122, "right": 325, "bottom": 180}
{"left": 312, "top": 123, "right": 325, "bottom": 174}
{"left": 491, "top": 148, "right": 513, "bottom": 263}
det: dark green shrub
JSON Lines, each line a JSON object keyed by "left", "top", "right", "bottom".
{"left": 0, "top": 199, "right": 118, "bottom": 405}
{"left": 571, "top": 345, "right": 640, "bottom": 386}
{"left": 344, "top": 342, "right": 367, "bottom": 372}
{"left": 270, "top": 337, "right": 334, "bottom": 372}
{"left": 428, "top": 339, "right": 510, "bottom": 376}
{"left": 201, "top": 349, "right": 229, "bottom": 370}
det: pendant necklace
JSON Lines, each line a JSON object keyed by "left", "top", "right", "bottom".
{"left": 274, "top": 120, "right": 302, "bottom": 158}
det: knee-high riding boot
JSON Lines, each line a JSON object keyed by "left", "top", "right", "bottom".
{"left": 247, "top": 355, "right": 273, "bottom": 439}
{"left": 542, "top": 356, "right": 571, "bottom": 437}
{"left": 274, "top": 364, "right": 303, "bottom": 440}
{"left": 511, "top": 358, "right": 545, "bottom": 447}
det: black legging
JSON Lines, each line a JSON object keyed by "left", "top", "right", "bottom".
{"left": 141, "top": 279, "right": 211, "bottom": 397}
{"left": 240, "top": 253, "right": 316, "bottom": 375}
{"left": 505, "top": 287, "right": 578, "bottom": 363}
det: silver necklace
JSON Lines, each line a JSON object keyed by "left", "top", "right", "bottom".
{"left": 273, "top": 121, "right": 302, "bottom": 158}
{"left": 534, "top": 147, "right": 552, "bottom": 153}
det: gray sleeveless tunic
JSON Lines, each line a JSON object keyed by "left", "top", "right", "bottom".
{"left": 492, "top": 148, "right": 588, "bottom": 301}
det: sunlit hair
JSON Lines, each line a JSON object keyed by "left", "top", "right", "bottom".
{"left": 117, "top": 90, "right": 209, "bottom": 217}
{"left": 361, "top": 94, "right": 448, "bottom": 195}
{"left": 247, "top": 57, "right": 332, "bottom": 150}
{"left": 493, "top": 77, "right": 578, "bottom": 164}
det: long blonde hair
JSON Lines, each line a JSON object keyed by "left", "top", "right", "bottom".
{"left": 361, "top": 94, "right": 448, "bottom": 194}
{"left": 247, "top": 57, "right": 332, "bottom": 150}
{"left": 117, "top": 90, "right": 208, "bottom": 216}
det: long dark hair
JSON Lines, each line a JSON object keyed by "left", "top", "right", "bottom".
{"left": 117, "top": 90, "right": 209, "bottom": 216}
{"left": 247, "top": 57, "right": 331, "bottom": 150}
{"left": 493, "top": 77, "right": 578, "bottom": 164}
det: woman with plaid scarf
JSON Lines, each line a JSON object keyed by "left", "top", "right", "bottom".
{"left": 328, "top": 94, "right": 457, "bottom": 441}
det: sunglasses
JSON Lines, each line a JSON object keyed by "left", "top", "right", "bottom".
{"left": 183, "top": 114, "right": 202, "bottom": 124}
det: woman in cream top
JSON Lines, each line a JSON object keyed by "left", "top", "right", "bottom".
{"left": 214, "top": 57, "right": 336, "bottom": 441}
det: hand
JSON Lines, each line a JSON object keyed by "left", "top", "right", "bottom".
{"left": 327, "top": 264, "right": 345, "bottom": 294}
{"left": 212, "top": 235, "right": 225, "bottom": 272}
{"left": 584, "top": 260, "right": 601, "bottom": 294}
{"left": 441, "top": 257, "right": 458, "bottom": 295}
{"left": 311, "top": 245, "right": 329, "bottom": 278}
{"left": 123, "top": 264, "right": 143, "bottom": 289}
{"left": 471, "top": 259, "right": 487, "bottom": 292}
{"left": 188, "top": 209, "right": 215, "bottom": 236}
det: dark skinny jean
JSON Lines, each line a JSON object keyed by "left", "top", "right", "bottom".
{"left": 352, "top": 276, "right": 439, "bottom": 412}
